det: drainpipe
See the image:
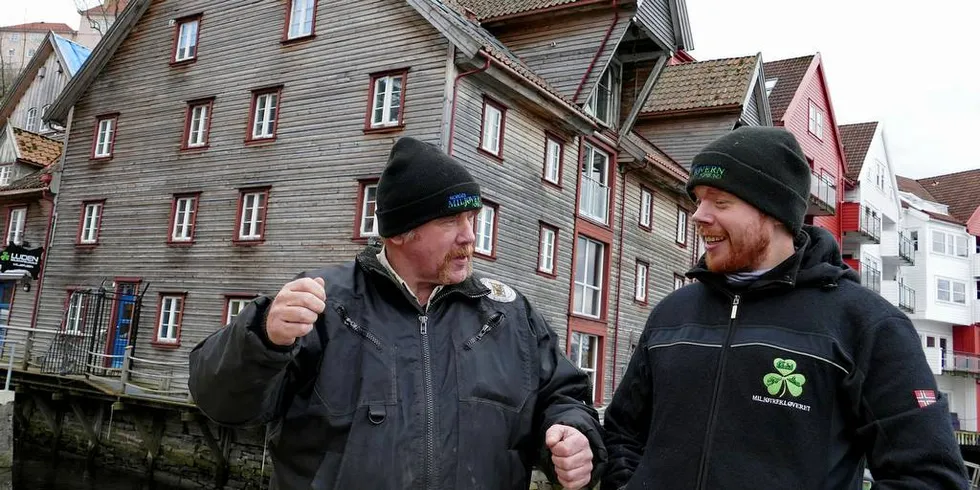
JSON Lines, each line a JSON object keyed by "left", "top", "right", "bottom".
{"left": 572, "top": 0, "right": 620, "bottom": 103}
{"left": 447, "top": 53, "right": 491, "bottom": 156}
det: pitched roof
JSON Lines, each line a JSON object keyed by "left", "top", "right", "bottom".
{"left": 0, "top": 22, "right": 75, "bottom": 34}
{"left": 916, "top": 169, "right": 980, "bottom": 223}
{"left": 762, "top": 55, "right": 814, "bottom": 122}
{"left": 53, "top": 34, "right": 92, "bottom": 76}
{"left": 838, "top": 122, "right": 878, "bottom": 180}
{"left": 901, "top": 202, "right": 966, "bottom": 226}
{"left": 641, "top": 55, "right": 758, "bottom": 115}
{"left": 12, "top": 128, "right": 62, "bottom": 166}
{"left": 896, "top": 175, "right": 937, "bottom": 202}
{"left": 454, "top": 0, "right": 587, "bottom": 20}
{"left": 81, "top": 0, "right": 131, "bottom": 16}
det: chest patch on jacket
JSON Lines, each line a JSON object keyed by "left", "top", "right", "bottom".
{"left": 480, "top": 278, "right": 516, "bottom": 303}
{"left": 753, "top": 357, "right": 812, "bottom": 412}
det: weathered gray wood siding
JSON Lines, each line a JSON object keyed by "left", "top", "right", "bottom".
{"left": 33, "top": 0, "right": 452, "bottom": 388}
{"left": 740, "top": 84, "right": 761, "bottom": 127}
{"left": 634, "top": 113, "right": 738, "bottom": 170}
{"left": 634, "top": 0, "right": 675, "bottom": 51}
{"left": 619, "top": 58, "right": 657, "bottom": 127}
{"left": 493, "top": 8, "right": 630, "bottom": 103}
{"left": 4, "top": 198, "right": 53, "bottom": 346}
{"left": 9, "top": 52, "right": 70, "bottom": 133}
{"left": 450, "top": 74, "right": 581, "bottom": 339}
{"left": 602, "top": 169, "right": 695, "bottom": 404}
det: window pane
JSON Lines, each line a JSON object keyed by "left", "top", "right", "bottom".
{"left": 361, "top": 185, "right": 378, "bottom": 235}
{"left": 932, "top": 231, "right": 945, "bottom": 254}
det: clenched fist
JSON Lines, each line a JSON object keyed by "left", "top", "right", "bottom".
{"left": 546, "top": 424, "right": 593, "bottom": 490}
{"left": 265, "top": 277, "right": 326, "bottom": 346}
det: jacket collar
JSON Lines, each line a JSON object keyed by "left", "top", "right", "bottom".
{"left": 355, "top": 245, "right": 489, "bottom": 309}
{"left": 687, "top": 231, "right": 809, "bottom": 295}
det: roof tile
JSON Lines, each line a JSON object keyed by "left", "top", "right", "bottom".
{"left": 916, "top": 169, "right": 980, "bottom": 223}
{"left": 13, "top": 128, "right": 62, "bottom": 166}
{"left": 838, "top": 122, "right": 878, "bottom": 180}
{"left": 641, "top": 55, "right": 757, "bottom": 115}
{"left": 762, "top": 55, "right": 813, "bottom": 122}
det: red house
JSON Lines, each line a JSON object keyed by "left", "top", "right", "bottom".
{"left": 764, "top": 54, "right": 848, "bottom": 244}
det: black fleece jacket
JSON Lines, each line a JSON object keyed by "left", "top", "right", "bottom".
{"left": 602, "top": 226, "right": 968, "bottom": 489}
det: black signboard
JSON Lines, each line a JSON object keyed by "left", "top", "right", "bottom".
{"left": 0, "top": 243, "right": 44, "bottom": 279}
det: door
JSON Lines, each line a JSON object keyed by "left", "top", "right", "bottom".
{"left": 109, "top": 282, "right": 137, "bottom": 369}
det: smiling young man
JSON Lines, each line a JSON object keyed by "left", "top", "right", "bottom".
{"left": 190, "top": 137, "right": 605, "bottom": 489}
{"left": 601, "top": 127, "right": 968, "bottom": 489}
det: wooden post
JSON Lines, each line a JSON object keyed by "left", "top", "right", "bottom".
{"left": 134, "top": 412, "right": 165, "bottom": 477}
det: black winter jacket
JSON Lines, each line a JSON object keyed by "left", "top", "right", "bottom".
{"left": 189, "top": 246, "right": 606, "bottom": 489}
{"left": 602, "top": 226, "right": 968, "bottom": 489}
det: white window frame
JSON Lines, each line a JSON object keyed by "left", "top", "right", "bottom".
{"left": 639, "top": 187, "right": 653, "bottom": 228}
{"left": 359, "top": 183, "right": 379, "bottom": 237}
{"left": 370, "top": 73, "right": 404, "bottom": 128}
{"left": 937, "top": 277, "right": 967, "bottom": 305}
{"left": 251, "top": 92, "right": 278, "bottom": 140}
{"left": 480, "top": 101, "right": 504, "bottom": 156}
{"left": 574, "top": 236, "right": 604, "bottom": 318}
{"left": 579, "top": 143, "right": 610, "bottom": 224}
{"left": 0, "top": 166, "right": 10, "bottom": 187}
{"left": 674, "top": 274, "right": 686, "bottom": 291}
{"left": 538, "top": 226, "right": 556, "bottom": 275}
{"left": 94, "top": 117, "right": 115, "bottom": 157}
{"left": 932, "top": 230, "right": 969, "bottom": 258}
{"left": 40, "top": 104, "right": 52, "bottom": 132}
{"left": 570, "top": 331, "right": 598, "bottom": 397}
{"left": 585, "top": 60, "right": 622, "bottom": 127}
{"left": 25, "top": 107, "right": 38, "bottom": 132}
{"left": 874, "top": 160, "right": 886, "bottom": 190}
{"left": 287, "top": 0, "right": 316, "bottom": 39}
{"left": 226, "top": 298, "right": 251, "bottom": 324}
{"left": 238, "top": 191, "right": 266, "bottom": 240}
{"left": 80, "top": 202, "right": 102, "bottom": 244}
{"left": 174, "top": 19, "right": 199, "bottom": 62}
{"left": 544, "top": 137, "right": 562, "bottom": 185}
{"left": 475, "top": 205, "right": 496, "bottom": 256}
{"left": 676, "top": 207, "right": 689, "bottom": 245}
{"left": 6, "top": 207, "right": 26, "bottom": 245}
{"left": 186, "top": 103, "right": 209, "bottom": 147}
{"left": 808, "top": 101, "right": 824, "bottom": 140}
{"left": 171, "top": 196, "right": 197, "bottom": 242}
{"left": 634, "top": 261, "right": 648, "bottom": 302}
{"left": 65, "top": 293, "right": 85, "bottom": 334}
{"left": 156, "top": 295, "right": 184, "bottom": 343}
{"left": 764, "top": 78, "right": 777, "bottom": 96}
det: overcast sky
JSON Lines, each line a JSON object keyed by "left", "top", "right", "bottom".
{"left": 4, "top": 0, "right": 978, "bottom": 179}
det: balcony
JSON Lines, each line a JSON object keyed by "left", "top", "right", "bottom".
{"left": 806, "top": 171, "right": 836, "bottom": 216}
{"left": 578, "top": 175, "right": 609, "bottom": 224}
{"left": 945, "top": 351, "right": 980, "bottom": 378}
{"left": 899, "top": 280, "right": 915, "bottom": 313}
{"left": 899, "top": 231, "right": 915, "bottom": 265}
{"left": 841, "top": 202, "right": 882, "bottom": 244}
{"left": 860, "top": 261, "right": 881, "bottom": 293}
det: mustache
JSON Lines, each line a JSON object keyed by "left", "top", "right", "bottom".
{"left": 448, "top": 245, "right": 474, "bottom": 259}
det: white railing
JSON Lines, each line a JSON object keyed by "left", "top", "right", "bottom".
{"left": 579, "top": 176, "right": 609, "bottom": 224}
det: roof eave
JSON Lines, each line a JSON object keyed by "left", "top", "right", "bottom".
{"left": 638, "top": 103, "right": 743, "bottom": 119}
{"left": 45, "top": 0, "right": 151, "bottom": 125}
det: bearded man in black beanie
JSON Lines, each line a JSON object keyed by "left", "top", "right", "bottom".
{"left": 190, "top": 137, "right": 605, "bottom": 490}
{"left": 602, "top": 127, "right": 968, "bottom": 490}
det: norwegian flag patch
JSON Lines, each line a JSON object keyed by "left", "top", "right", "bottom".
{"left": 914, "top": 390, "right": 937, "bottom": 408}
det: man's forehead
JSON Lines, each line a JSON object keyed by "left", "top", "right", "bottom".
{"left": 694, "top": 186, "right": 738, "bottom": 200}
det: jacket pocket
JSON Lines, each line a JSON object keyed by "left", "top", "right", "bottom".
{"left": 311, "top": 304, "right": 397, "bottom": 417}
{"left": 456, "top": 311, "right": 532, "bottom": 411}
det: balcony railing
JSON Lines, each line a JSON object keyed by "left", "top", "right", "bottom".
{"left": 579, "top": 175, "right": 609, "bottom": 224}
{"left": 946, "top": 351, "right": 980, "bottom": 377}
{"left": 898, "top": 280, "right": 915, "bottom": 313}
{"left": 809, "top": 171, "right": 837, "bottom": 213}
{"left": 859, "top": 207, "right": 882, "bottom": 242}
{"left": 860, "top": 262, "right": 881, "bottom": 293}
{"left": 897, "top": 231, "right": 915, "bottom": 265}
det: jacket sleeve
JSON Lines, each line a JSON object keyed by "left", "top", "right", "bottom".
{"left": 526, "top": 298, "right": 607, "bottom": 488}
{"left": 188, "top": 294, "right": 324, "bottom": 427}
{"left": 601, "top": 327, "right": 653, "bottom": 490}
{"left": 851, "top": 315, "right": 969, "bottom": 488}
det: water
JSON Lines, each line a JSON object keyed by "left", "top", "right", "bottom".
{"left": 1, "top": 449, "right": 198, "bottom": 490}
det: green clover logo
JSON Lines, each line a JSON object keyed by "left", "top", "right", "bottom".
{"left": 763, "top": 358, "right": 806, "bottom": 398}
{"left": 0, "top": 252, "right": 8, "bottom": 262}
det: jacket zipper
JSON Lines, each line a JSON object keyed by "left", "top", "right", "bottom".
{"left": 463, "top": 312, "right": 505, "bottom": 350}
{"left": 694, "top": 294, "right": 740, "bottom": 489}
{"left": 419, "top": 314, "right": 436, "bottom": 489}
{"left": 335, "top": 306, "right": 382, "bottom": 351}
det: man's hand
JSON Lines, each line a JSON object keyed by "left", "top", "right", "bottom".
{"left": 265, "top": 277, "right": 326, "bottom": 346}
{"left": 546, "top": 424, "right": 593, "bottom": 489}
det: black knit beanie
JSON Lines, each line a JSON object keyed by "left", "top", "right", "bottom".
{"left": 376, "top": 137, "right": 482, "bottom": 237}
{"left": 686, "top": 127, "right": 811, "bottom": 235}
